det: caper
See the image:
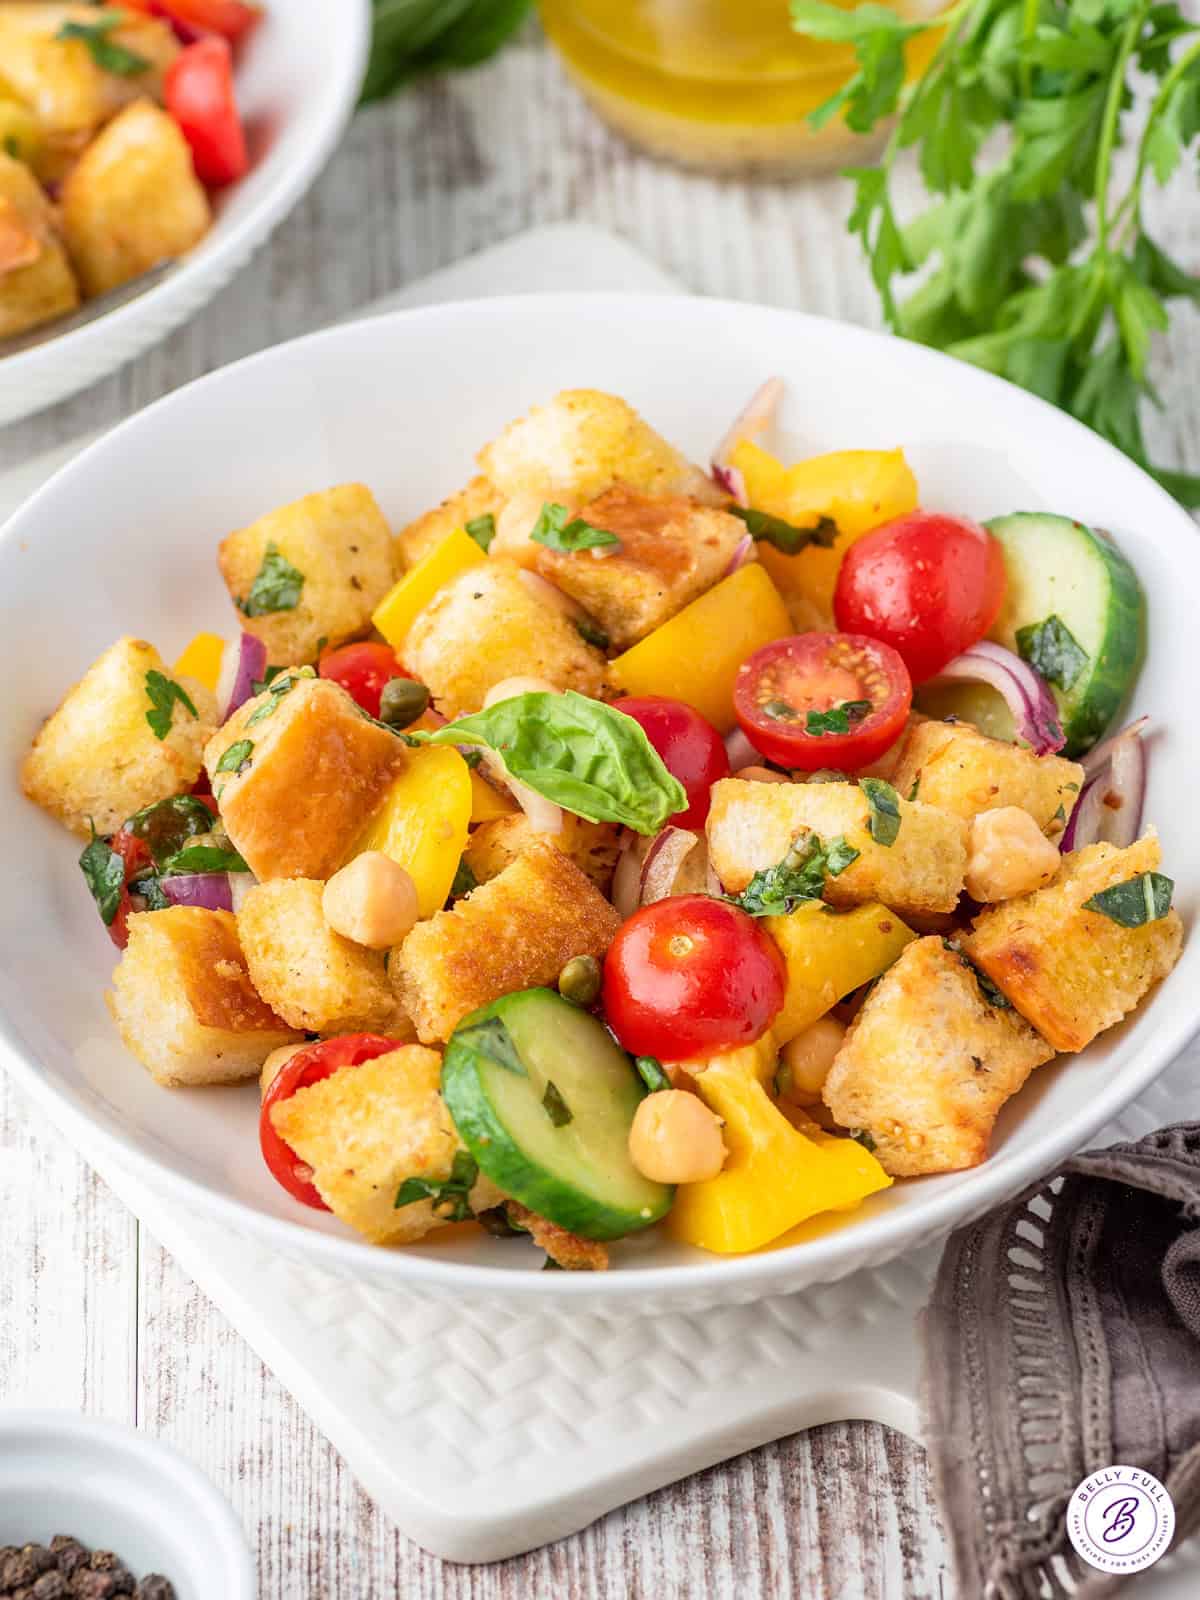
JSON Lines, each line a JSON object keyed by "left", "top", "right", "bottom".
{"left": 557, "top": 953, "right": 601, "bottom": 1008}
{"left": 379, "top": 676, "right": 431, "bottom": 729}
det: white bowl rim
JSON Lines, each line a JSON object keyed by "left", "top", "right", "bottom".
{"left": 2, "top": 289, "right": 1197, "bottom": 1303}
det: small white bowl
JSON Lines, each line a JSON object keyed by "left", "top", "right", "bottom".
{"left": 0, "top": 1412, "right": 255, "bottom": 1600}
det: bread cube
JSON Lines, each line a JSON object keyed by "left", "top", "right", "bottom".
{"left": 237, "top": 878, "right": 413, "bottom": 1036}
{"left": 218, "top": 484, "right": 397, "bottom": 667}
{"left": 205, "top": 676, "right": 405, "bottom": 882}
{"left": 396, "top": 474, "right": 504, "bottom": 570}
{"left": 392, "top": 840, "right": 621, "bottom": 1043}
{"left": 962, "top": 833, "right": 1183, "bottom": 1052}
{"left": 706, "top": 778, "right": 967, "bottom": 918}
{"left": 267, "top": 1045, "right": 503, "bottom": 1243}
{"left": 403, "top": 564, "right": 608, "bottom": 718}
{"left": 822, "top": 936, "right": 1054, "bottom": 1176}
{"left": 464, "top": 813, "right": 622, "bottom": 891}
{"left": 61, "top": 100, "right": 210, "bottom": 297}
{"left": 106, "top": 907, "right": 302, "bottom": 1087}
{"left": 0, "top": 149, "right": 79, "bottom": 337}
{"left": 23, "top": 636, "right": 217, "bottom": 838}
{"left": 893, "top": 720, "right": 1084, "bottom": 835}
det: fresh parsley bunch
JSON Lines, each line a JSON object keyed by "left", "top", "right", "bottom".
{"left": 363, "top": 0, "right": 532, "bottom": 102}
{"left": 790, "top": 0, "right": 1200, "bottom": 504}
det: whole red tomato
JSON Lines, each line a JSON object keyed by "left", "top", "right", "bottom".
{"left": 833, "top": 510, "right": 1007, "bottom": 684}
{"left": 602, "top": 895, "right": 785, "bottom": 1061}
{"left": 610, "top": 696, "right": 730, "bottom": 827}
{"left": 319, "top": 641, "right": 405, "bottom": 720}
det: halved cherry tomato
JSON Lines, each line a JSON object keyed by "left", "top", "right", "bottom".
{"left": 610, "top": 696, "right": 730, "bottom": 828}
{"left": 733, "top": 633, "right": 911, "bottom": 772}
{"left": 260, "top": 1034, "right": 402, "bottom": 1208}
{"left": 124, "top": 0, "right": 262, "bottom": 43}
{"left": 105, "top": 828, "right": 155, "bottom": 949}
{"left": 602, "top": 895, "right": 785, "bottom": 1061}
{"left": 318, "top": 641, "right": 405, "bottom": 720}
{"left": 833, "top": 510, "right": 1007, "bottom": 685}
{"left": 165, "top": 37, "right": 248, "bottom": 187}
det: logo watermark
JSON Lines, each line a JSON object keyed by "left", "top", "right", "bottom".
{"left": 1066, "top": 1465, "right": 1175, "bottom": 1576}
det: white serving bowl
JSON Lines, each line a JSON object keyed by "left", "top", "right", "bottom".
{"left": 1, "top": 293, "right": 1196, "bottom": 1315}
{"left": 0, "top": 0, "right": 371, "bottom": 426}
{"left": 0, "top": 1411, "right": 255, "bottom": 1599}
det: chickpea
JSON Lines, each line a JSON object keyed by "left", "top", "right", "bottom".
{"left": 260, "top": 1042, "right": 307, "bottom": 1101}
{"left": 483, "top": 675, "right": 559, "bottom": 709}
{"left": 628, "top": 1089, "right": 727, "bottom": 1185}
{"left": 736, "top": 765, "right": 791, "bottom": 784}
{"left": 777, "top": 1017, "right": 847, "bottom": 1106}
{"left": 322, "top": 851, "right": 420, "bottom": 949}
{"left": 965, "top": 806, "right": 1062, "bottom": 903}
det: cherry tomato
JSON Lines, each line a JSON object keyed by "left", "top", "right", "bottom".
{"left": 105, "top": 828, "right": 155, "bottom": 949}
{"left": 165, "top": 37, "right": 248, "bottom": 187}
{"left": 610, "top": 696, "right": 730, "bottom": 827}
{"left": 602, "top": 895, "right": 785, "bottom": 1061}
{"left": 733, "top": 633, "right": 912, "bottom": 772}
{"left": 125, "top": 0, "right": 262, "bottom": 42}
{"left": 318, "top": 641, "right": 404, "bottom": 720}
{"left": 833, "top": 510, "right": 1007, "bottom": 684}
{"left": 260, "top": 1034, "right": 401, "bottom": 1208}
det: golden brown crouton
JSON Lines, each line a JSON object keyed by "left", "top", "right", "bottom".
{"left": 396, "top": 475, "right": 504, "bottom": 570}
{"left": 822, "top": 936, "right": 1054, "bottom": 1176}
{"left": 464, "top": 813, "right": 622, "bottom": 891}
{"left": 237, "top": 879, "right": 413, "bottom": 1037}
{"left": 0, "top": 149, "right": 79, "bottom": 338}
{"left": 268, "top": 1046, "right": 503, "bottom": 1243}
{"left": 893, "top": 720, "right": 1084, "bottom": 834}
{"left": 392, "top": 840, "right": 621, "bottom": 1043}
{"left": 106, "top": 907, "right": 302, "bottom": 1087}
{"left": 218, "top": 484, "right": 396, "bottom": 668}
{"left": 205, "top": 676, "right": 405, "bottom": 882}
{"left": 505, "top": 1201, "right": 609, "bottom": 1271}
{"left": 23, "top": 636, "right": 217, "bottom": 838}
{"left": 403, "top": 564, "right": 608, "bottom": 718}
{"left": 60, "top": 100, "right": 209, "bottom": 297}
{"left": 962, "top": 833, "right": 1183, "bottom": 1052}
{"left": 706, "top": 778, "right": 967, "bottom": 918}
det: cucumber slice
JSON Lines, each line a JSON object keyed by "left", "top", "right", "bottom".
{"left": 984, "top": 512, "right": 1144, "bottom": 756}
{"left": 442, "top": 988, "right": 673, "bottom": 1241}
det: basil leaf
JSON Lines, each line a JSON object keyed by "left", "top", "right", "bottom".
{"left": 1015, "top": 614, "right": 1089, "bottom": 692}
{"left": 730, "top": 505, "right": 840, "bottom": 555}
{"left": 394, "top": 1149, "right": 478, "bottom": 1221}
{"left": 134, "top": 875, "right": 170, "bottom": 912}
{"left": 635, "top": 1055, "right": 671, "bottom": 1093}
{"left": 806, "top": 700, "right": 872, "bottom": 737}
{"left": 244, "top": 667, "right": 314, "bottom": 725}
{"left": 849, "top": 1128, "right": 878, "bottom": 1153}
{"left": 450, "top": 860, "right": 478, "bottom": 900}
{"left": 252, "top": 663, "right": 290, "bottom": 695}
{"left": 454, "top": 1015, "right": 527, "bottom": 1075}
{"left": 161, "top": 845, "right": 249, "bottom": 876}
{"left": 530, "top": 502, "right": 620, "bottom": 553}
{"left": 465, "top": 513, "right": 496, "bottom": 552}
{"left": 860, "top": 778, "right": 902, "bottom": 846}
{"left": 144, "top": 670, "right": 198, "bottom": 741}
{"left": 78, "top": 825, "right": 125, "bottom": 927}
{"left": 56, "top": 16, "right": 149, "bottom": 75}
{"left": 411, "top": 691, "right": 687, "bottom": 834}
{"left": 215, "top": 739, "right": 254, "bottom": 776}
{"left": 1084, "top": 871, "right": 1174, "bottom": 927}
{"left": 575, "top": 616, "right": 610, "bottom": 650}
{"left": 542, "top": 1080, "right": 573, "bottom": 1127}
{"left": 124, "top": 795, "right": 216, "bottom": 866}
{"left": 237, "top": 542, "right": 305, "bottom": 617}
{"left": 361, "top": 0, "right": 532, "bottom": 105}
{"left": 737, "top": 832, "right": 860, "bottom": 917}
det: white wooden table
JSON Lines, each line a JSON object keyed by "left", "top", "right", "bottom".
{"left": 3, "top": 21, "right": 1198, "bottom": 1598}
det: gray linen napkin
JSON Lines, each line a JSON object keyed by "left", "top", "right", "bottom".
{"left": 921, "top": 1121, "right": 1200, "bottom": 1598}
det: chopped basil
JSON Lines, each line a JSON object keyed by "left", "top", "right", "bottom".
{"left": 161, "top": 844, "right": 249, "bottom": 876}
{"left": 907, "top": 776, "right": 920, "bottom": 801}
{"left": 450, "top": 859, "right": 478, "bottom": 900}
{"left": 849, "top": 1128, "right": 877, "bottom": 1153}
{"left": 730, "top": 505, "right": 839, "bottom": 556}
{"left": 394, "top": 1149, "right": 478, "bottom": 1221}
{"left": 125, "top": 795, "right": 216, "bottom": 865}
{"left": 575, "top": 616, "right": 610, "bottom": 651}
{"left": 133, "top": 875, "right": 170, "bottom": 912}
{"left": 78, "top": 824, "right": 125, "bottom": 927}
{"left": 476, "top": 1205, "right": 522, "bottom": 1238}
{"left": 945, "top": 941, "right": 1013, "bottom": 1009}
{"left": 1084, "top": 871, "right": 1174, "bottom": 927}
{"left": 144, "top": 670, "right": 198, "bottom": 741}
{"left": 56, "top": 15, "right": 149, "bottom": 75}
{"left": 237, "top": 542, "right": 305, "bottom": 617}
{"left": 1052, "top": 803, "right": 1067, "bottom": 824}
{"left": 454, "top": 1014, "right": 527, "bottom": 1075}
{"left": 635, "top": 1055, "right": 671, "bottom": 1093}
{"left": 530, "top": 502, "right": 620, "bottom": 553}
{"left": 215, "top": 739, "right": 254, "bottom": 776}
{"left": 251, "top": 663, "right": 290, "bottom": 695}
{"left": 1015, "top": 614, "right": 1089, "bottom": 692}
{"left": 461, "top": 748, "right": 483, "bottom": 770}
{"left": 805, "top": 700, "right": 872, "bottom": 737}
{"left": 245, "top": 667, "right": 314, "bottom": 725}
{"left": 542, "top": 1080, "right": 573, "bottom": 1127}
{"left": 737, "top": 832, "right": 860, "bottom": 917}
{"left": 465, "top": 513, "right": 496, "bottom": 552}
{"left": 773, "top": 1062, "right": 794, "bottom": 1099}
{"left": 860, "top": 778, "right": 902, "bottom": 846}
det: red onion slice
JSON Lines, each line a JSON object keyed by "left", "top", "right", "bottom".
{"left": 724, "top": 727, "right": 760, "bottom": 773}
{"left": 159, "top": 873, "right": 234, "bottom": 912}
{"left": 218, "top": 632, "right": 269, "bottom": 720}
{"left": 713, "top": 463, "right": 749, "bottom": 507}
{"left": 640, "top": 827, "right": 704, "bottom": 903}
{"left": 932, "top": 641, "right": 1065, "bottom": 755}
{"left": 479, "top": 751, "right": 563, "bottom": 834}
{"left": 1081, "top": 715, "right": 1150, "bottom": 778}
{"left": 712, "top": 378, "right": 785, "bottom": 476}
{"left": 228, "top": 872, "right": 257, "bottom": 913}
{"left": 724, "top": 534, "right": 755, "bottom": 576}
{"left": 1063, "top": 719, "right": 1148, "bottom": 851}
{"left": 612, "top": 830, "right": 646, "bottom": 918}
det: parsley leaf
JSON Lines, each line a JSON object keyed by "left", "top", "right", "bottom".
{"left": 730, "top": 504, "right": 840, "bottom": 555}
{"left": 78, "top": 825, "right": 125, "bottom": 927}
{"left": 237, "top": 542, "right": 305, "bottom": 616}
{"left": 860, "top": 778, "right": 902, "bottom": 845}
{"left": 465, "top": 513, "right": 496, "bottom": 552}
{"left": 454, "top": 1014, "right": 527, "bottom": 1075}
{"left": 635, "top": 1055, "right": 671, "bottom": 1093}
{"left": 144, "top": 671, "right": 198, "bottom": 741}
{"left": 737, "top": 833, "right": 860, "bottom": 917}
{"left": 542, "top": 1081, "right": 573, "bottom": 1127}
{"left": 1015, "top": 614, "right": 1089, "bottom": 692}
{"left": 530, "top": 502, "right": 620, "bottom": 553}
{"left": 1084, "top": 871, "right": 1174, "bottom": 927}
{"left": 215, "top": 738, "right": 254, "bottom": 776}
{"left": 806, "top": 700, "right": 872, "bottom": 737}
{"left": 394, "top": 1150, "right": 479, "bottom": 1222}
{"left": 57, "top": 15, "right": 150, "bottom": 76}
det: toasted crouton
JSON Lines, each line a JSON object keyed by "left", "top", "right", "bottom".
{"left": 106, "top": 907, "right": 302, "bottom": 1087}
{"left": 893, "top": 720, "right": 1084, "bottom": 835}
{"left": 962, "top": 833, "right": 1183, "bottom": 1052}
{"left": 505, "top": 1201, "right": 608, "bottom": 1271}
{"left": 822, "top": 936, "right": 1054, "bottom": 1175}
{"left": 396, "top": 475, "right": 504, "bottom": 570}
{"left": 403, "top": 564, "right": 608, "bottom": 718}
{"left": 0, "top": 149, "right": 79, "bottom": 338}
{"left": 268, "top": 1045, "right": 503, "bottom": 1243}
{"left": 237, "top": 879, "right": 413, "bottom": 1036}
{"left": 464, "top": 813, "right": 622, "bottom": 891}
{"left": 205, "top": 676, "right": 405, "bottom": 882}
{"left": 218, "top": 484, "right": 396, "bottom": 667}
{"left": 23, "top": 636, "right": 217, "bottom": 838}
{"left": 706, "top": 778, "right": 967, "bottom": 918}
{"left": 393, "top": 840, "right": 621, "bottom": 1043}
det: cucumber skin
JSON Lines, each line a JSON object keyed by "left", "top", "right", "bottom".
{"left": 442, "top": 998, "right": 674, "bottom": 1242}
{"left": 986, "top": 513, "right": 1144, "bottom": 757}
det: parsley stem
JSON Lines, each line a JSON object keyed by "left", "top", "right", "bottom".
{"left": 1093, "top": 0, "right": 1152, "bottom": 253}
{"left": 1113, "top": 31, "right": 1200, "bottom": 242}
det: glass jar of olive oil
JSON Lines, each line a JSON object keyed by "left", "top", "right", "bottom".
{"left": 540, "top": 0, "right": 942, "bottom": 175}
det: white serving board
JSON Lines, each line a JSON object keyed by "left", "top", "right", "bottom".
{"left": 10, "top": 223, "right": 1200, "bottom": 1583}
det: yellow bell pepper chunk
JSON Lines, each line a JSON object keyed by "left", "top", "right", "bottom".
{"left": 765, "top": 901, "right": 916, "bottom": 1043}
{"left": 608, "top": 563, "right": 791, "bottom": 733}
{"left": 731, "top": 441, "right": 918, "bottom": 627}
{"left": 352, "top": 745, "right": 472, "bottom": 918}
{"left": 173, "top": 632, "right": 225, "bottom": 694}
{"left": 372, "top": 527, "right": 488, "bottom": 650}
{"left": 668, "top": 1059, "right": 891, "bottom": 1254}
{"left": 469, "top": 767, "right": 518, "bottom": 823}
